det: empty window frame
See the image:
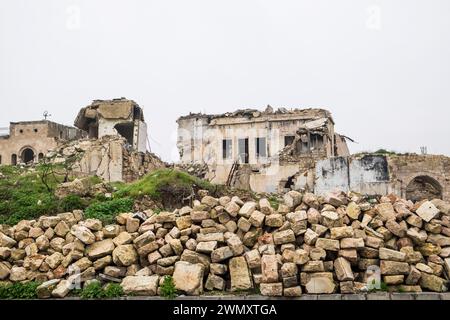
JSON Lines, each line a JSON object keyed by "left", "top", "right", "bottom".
{"left": 238, "top": 138, "right": 249, "bottom": 164}
{"left": 222, "top": 139, "right": 232, "bottom": 160}
{"left": 310, "top": 133, "right": 324, "bottom": 149}
{"left": 284, "top": 135, "right": 295, "bottom": 147}
{"left": 255, "top": 137, "right": 267, "bottom": 158}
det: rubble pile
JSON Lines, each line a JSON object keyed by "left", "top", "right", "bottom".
{"left": 49, "top": 136, "right": 166, "bottom": 183}
{"left": 175, "top": 163, "right": 209, "bottom": 180}
{"left": 1, "top": 191, "right": 450, "bottom": 298}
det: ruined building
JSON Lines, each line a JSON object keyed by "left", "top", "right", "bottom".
{"left": 74, "top": 98, "right": 148, "bottom": 153}
{"left": 177, "top": 106, "right": 450, "bottom": 202}
{"left": 177, "top": 106, "right": 351, "bottom": 192}
{"left": 0, "top": 98, "right": 165, "bottom": 182}
{"left": 0, "top": 120, "right": 84, "bottom": 165}
{"left": 60, "top": 98, "right": 165, "bottom": 182}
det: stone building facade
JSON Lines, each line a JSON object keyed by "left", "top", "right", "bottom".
{"left": 0, "top": 120, "right": 84, "bottom": 165}
{"left": 177, "top": 106, "right": 351, "bottom": 192}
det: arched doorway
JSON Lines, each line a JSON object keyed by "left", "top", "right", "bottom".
{"left": 406, "top": 175, "right": 443, "bottom": 202}
{"left": 21, "top": 148, "right": 35, "bottom": 164}
{"left": 11, "top": 154, "right": 17, "bottom": 165}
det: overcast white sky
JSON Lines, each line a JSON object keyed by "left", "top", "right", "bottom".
{"left": 1, "top": 0, "right": 449, "bottom": 161}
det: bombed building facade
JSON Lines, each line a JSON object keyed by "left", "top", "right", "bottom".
{"left": 177, "top": 107, "right": 450, "bottom": 202}
{"left": 61, "top": 98, "right": 165, "bottom": 182}
{"left": 0, "top": 121, "right": 84, "bottom": 165}
{"left": 74, "top": 98, "right": 148, "bottom": 153}
{"left": 177, "top": 107, "right": 351, "bottom": 192}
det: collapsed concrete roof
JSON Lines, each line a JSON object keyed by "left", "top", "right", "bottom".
{"left": 74, "top": 98, "right": 144, "bottom": 131}
{"left": 177, "top": 106, "right": 334, "bottom": 124}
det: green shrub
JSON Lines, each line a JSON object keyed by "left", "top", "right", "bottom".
{"left": 58, "top": 195, "right": 88, "bottom": 212}
{"left": 103, "top": 283, "right": 124, "bottom": 298}
{"left": 160, "top": 276, "right": 177, "bottom": 299}
{"left": 79, "top": 282, "right": 105, "bottom": 299}
{"left": 0, "top": 281, "right": 40, "bottom": 299}
{"left": 78, "top": 282, "right": 124, "bottom": 299}
{"left": 85, "top": 197, "right": 134, "bottom": 223}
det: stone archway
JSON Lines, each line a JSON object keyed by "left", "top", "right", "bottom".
{"left": 406, "top": 175, "right": 443, "bottom": 202}
{"left": 20, "top": 148, "right": 35, "bottom": 164}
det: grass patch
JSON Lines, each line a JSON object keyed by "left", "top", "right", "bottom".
{"left": 116, "top": 169, "right": 215, "bottom": 199}
{"left": 0, "top": 281, "right": 41, "bottom": 299}
{"left": 84, "top": 197, "right": 134, "bottom": 224}
{"left": 79, "top": 282, "right": 124, "bottom": 299}
{"left": 114, "top": 169, "right": 219, "bottom": 209}
{"left": 0, "top": 166, "right": 64, "bottom": 225}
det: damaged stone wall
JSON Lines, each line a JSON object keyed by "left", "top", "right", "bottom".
{"left": 314, "top": 154, "right": 450, "bottom": 202}
{"left": 50, "top": 136, "right": 165, "bottom": 183}
{"left": 388, "top": 155, "right": 450, "bottom": 202}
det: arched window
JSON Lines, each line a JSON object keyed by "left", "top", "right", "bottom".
{"left": 38, "top": 153, "right": 44, "bottom": 161}
{"left": 11, "top": 154, "right": 17, "bottom": 165}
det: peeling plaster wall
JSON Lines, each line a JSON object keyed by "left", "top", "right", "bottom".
{"left": 315, "top": 156, "right": 350, "bottom": 194}
{"left": 315, "top": 155, "right": 450, "bottom": 201}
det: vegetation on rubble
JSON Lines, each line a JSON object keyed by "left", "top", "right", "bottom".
{"left": 160, "top": 276, "right": 177, "bottom": 299}
{"left": 79, "top": 282, "right": 124, "bottom": 299}
{"left": 354, "top": 149, "right": 410, "bottom": 157}
{"left": 0, "top": 165, "right": 230, "bottom": 225}
{"left": 267, "top": 195, "right": 281, "bottom": 210}
{"left": 84, "top": 197, "right": 134, "bottom": 223}
{"left": 0, "top": 166, "right": 62, "bottom": 225}
{"left": 0, "top": 281, "right": 41, "bottom": 299}
{"left": 114, "top": 169, "right": 219, "bottom": 209}
{"left": 0, "top": 165, "right": 107, "bottom": 225}
{"left": 116, "top": 169, "right": 216, "bottom": 198}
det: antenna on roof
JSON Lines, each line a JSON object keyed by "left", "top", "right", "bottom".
{"left": 43, "top": 111, "right": 52, "bottom": 120}
{"left": 420, "top": 146, "right": 428, "bottom": 155}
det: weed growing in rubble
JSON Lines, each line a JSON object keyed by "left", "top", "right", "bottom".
{"left": 268, "top": 195, "right": 280, "bottom": 210}
{"left": 79, "top": 282, "right": 124, "bottom": 299}
{"left": 0, "top": 281, "right": 41, "bottom": 299}
{"left": 84, "top": 197, "right": 134, "bottom": 223}
{"left": 79, "top": 282, "right": 105, "bottom": 299}
{"left": 103, "top": 283, "right": 124, "bottom": 298}
{"left": 160, "top": 276, "right": 177, "bottom": 299}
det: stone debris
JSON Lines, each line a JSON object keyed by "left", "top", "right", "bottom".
{"left": 51, "top": 135, "right": 166, "bottom": 184}
{"left": 0, "top": 191, "right": 450, "bottom": 298}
